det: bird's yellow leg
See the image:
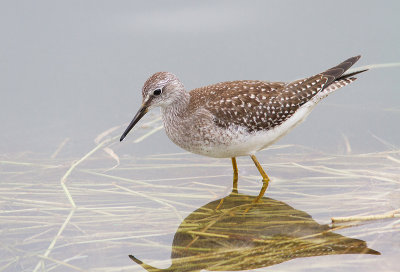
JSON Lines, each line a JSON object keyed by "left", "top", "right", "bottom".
{"left": 231, "top": 157, "right": 238, "bottom": 194}
{"left": 250, "top": 155, "right": 270, "bottom": 203}
{"left": 215, "top": 157, "right": 239, "bottom": 210}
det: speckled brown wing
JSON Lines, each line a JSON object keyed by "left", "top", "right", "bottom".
{"left": 189, "top": 80, "right": 287, "bottom": 130}
{"left": 192, "top": 55, "right": 363, "bottom": 132}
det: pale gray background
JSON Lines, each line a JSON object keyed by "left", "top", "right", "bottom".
{"left": 0, "top": 0, "right": 399, "bottom": 156}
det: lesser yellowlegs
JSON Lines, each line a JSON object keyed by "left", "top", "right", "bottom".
{"left": 120, "top": 56, "right": 366, "bottom": 199}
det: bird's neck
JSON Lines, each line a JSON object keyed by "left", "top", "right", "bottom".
{"left": 161, "top": 90, "right": 191, "bottom": 146}
{"left": 161, "top": 90, "right": 190, "bottom": 119}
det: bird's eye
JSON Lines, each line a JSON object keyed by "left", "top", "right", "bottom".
{"left": 153, "top": 88, "right": 162, "bottom": 96}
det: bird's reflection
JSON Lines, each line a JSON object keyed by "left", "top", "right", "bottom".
{"left": 129, "top": 192, "right": 379, "bottom": 272}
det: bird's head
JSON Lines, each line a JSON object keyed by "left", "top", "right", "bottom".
{"left": 120, "top": 72, "right": 184, "bottom": 141}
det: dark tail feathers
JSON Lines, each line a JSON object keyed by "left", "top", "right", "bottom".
{"left": 322, "top": 55, "right": 367, "bottom": 86}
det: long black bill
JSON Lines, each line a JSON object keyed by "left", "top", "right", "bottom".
{"left": 120, "top": 105, "right": 148, "bottom": 142}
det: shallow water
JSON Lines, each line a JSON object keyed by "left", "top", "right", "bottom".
{"left": 1, "top": 1, "right": 399, "bottom": 271}
{"left": 1, "top": 138, "right": 399, "bottom": 271}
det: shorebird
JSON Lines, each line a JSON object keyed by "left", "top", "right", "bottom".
{"left": 120, "top": 56, "right": 366, "bottom": 200}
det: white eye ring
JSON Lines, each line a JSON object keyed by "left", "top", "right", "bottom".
{"left": 153, "top": 88, "right": 162, "bottom": 96}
